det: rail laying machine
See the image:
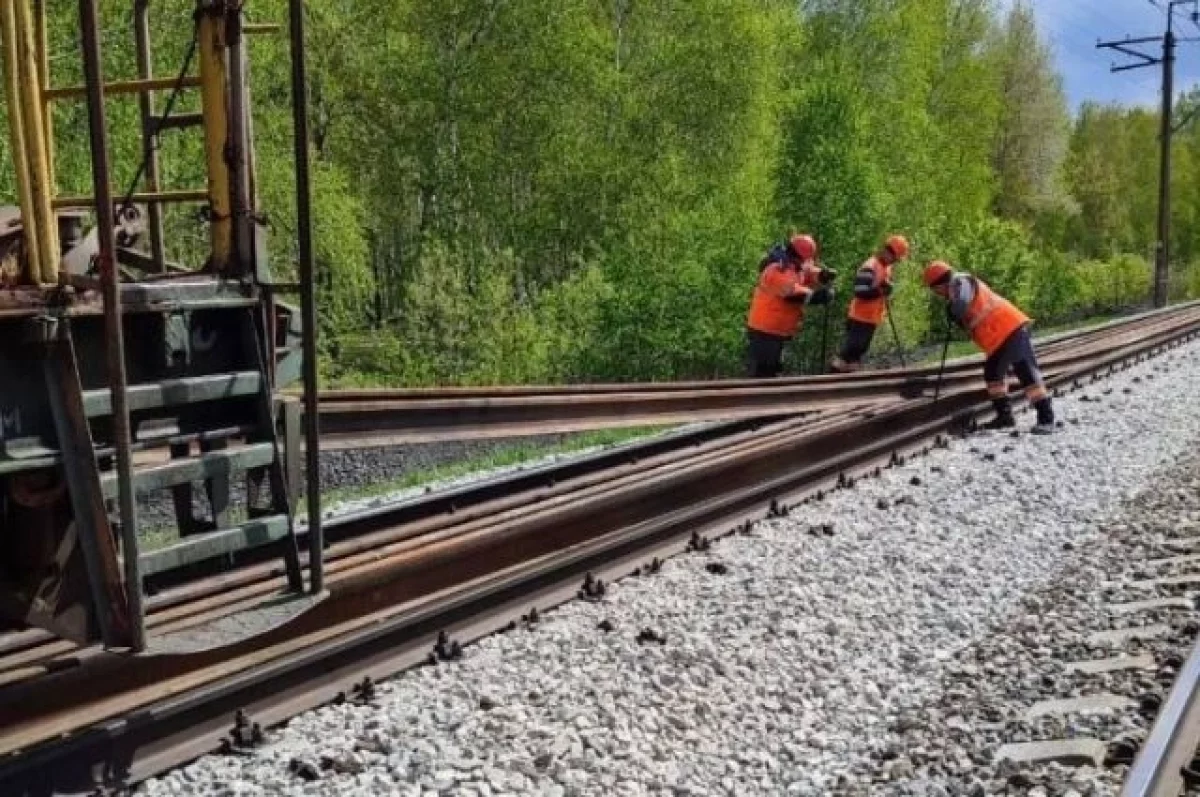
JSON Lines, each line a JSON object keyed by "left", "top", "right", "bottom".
{"left": 0, "top": 0, "right": 324, "bottom": 653}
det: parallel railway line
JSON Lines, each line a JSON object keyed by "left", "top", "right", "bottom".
{"left": 1119, "top": 581, "right": 1200, "bottom": 797}
{"left": 310, "top": 309, "right": 1175, "bottom": 446}
{"left": 2, "top": 305, "right": 1199, "bottom": 795}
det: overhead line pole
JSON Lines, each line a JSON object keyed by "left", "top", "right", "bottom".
{"left": 1098, "top": 0, "right": 1198, "bottom": 308}
{"left": 1157, "top": 14, "right": 1174, "bottom": 309}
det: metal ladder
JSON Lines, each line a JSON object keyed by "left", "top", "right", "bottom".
{"left": 0, "top": 0, "right": 323, "bottom": 653}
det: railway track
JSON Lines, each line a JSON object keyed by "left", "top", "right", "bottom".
{"left": 1105, "top": 505, "right": 1200, "bottom": 797}
{"left": 1122, "top": 605, "right": 1200, "bottom": 797}
{"left": 886, "top": 415, "right": 1200, "bottom": 796}
{"left": 310, "top": 308, "right": 1180, "bottom": 447}
{"left": 1, "top": 305, "right": 1199, "bottom": 796}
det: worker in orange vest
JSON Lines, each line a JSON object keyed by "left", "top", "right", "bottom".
{"left": 830, "top": 234, "right": 910, "bottom": 373}
{"left": 745, "top": 234, "right": 836, "bottom": 377}
{"left": 922, "top": 261, "right": 1055, "bottom": 434}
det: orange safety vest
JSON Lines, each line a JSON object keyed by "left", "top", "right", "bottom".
{"left": 847, "top": 257, "right": 892, "bottom": 326}
{"left": 960, "top": 278, "right": 1030, "bottom": 355}
{"left": 746, "top": 261, "right": 816, "bottom": 338}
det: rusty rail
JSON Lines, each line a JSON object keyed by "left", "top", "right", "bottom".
{"left": 0, "top": 307, "right": 1198, "bottom": 795}
{"left": 311, "top": 305, "right": 1199, "bottom": 446}
{"left": 1120, "top": 630, "right": 1200, "bottom": 797}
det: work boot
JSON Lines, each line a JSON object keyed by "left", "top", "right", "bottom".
{"left": 1031, "top": 398, "right": 1055, "bottom": 436}
{"left": 983, "top": 397, "right": 1016, "bottom": 430}
{"left": 830, "top": 357, "right": 859, "bottom": 374}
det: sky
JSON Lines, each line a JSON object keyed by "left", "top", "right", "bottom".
{"left": 1001, "top": 0, "right": 1200, "bottom": 109}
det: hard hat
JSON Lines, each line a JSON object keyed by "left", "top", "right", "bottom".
{"left": 923, "top": 260, "right": 953, "bottom": 287}
{"left": 885, "top": 235, "right": 910, "bottom": 260}
{"left": 789, "top": 234, "right": 818, "bottom": 261}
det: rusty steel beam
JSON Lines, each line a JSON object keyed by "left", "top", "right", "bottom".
{"left": 78, "top": 0, "right": 143, "bottom": 652}
{"left": 310, "top": 366, "right": 1036, "bottom": 446}
{"left": 43, "top": 74, "right": 202, "bottom": 100}
{"left": 51, "top": 189, "right": 209, "bottom": 210}
{"left": 288, "top": 0, "right": 323, "bottom": 593}
{"left": 308, "top": 304, "right": 1200, "bottom": 447}
{"left": 0, "top": 307, "right": 1197, "bottom": 793}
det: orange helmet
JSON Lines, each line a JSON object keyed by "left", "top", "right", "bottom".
{"left": 923, "top": 260, "right": 953, "bottom": 287}
{"left": 789, "top": 234, "right": 818, "bottom": 261}
{"left": 885, "top": 235, "right": 910, "bottom": 260}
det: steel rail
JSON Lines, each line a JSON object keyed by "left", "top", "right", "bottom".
{"left": 0, "top": 309, "right": 1193, "bottom": 674}
{"left": 311, "top": 304, "right": 1200, "bottom": 446}
{"left": 312, "top": 304, "right": 1193, "bottom": 402}
{"left": 0, "top": 412, "right": 870, "bottom": 690}
{"left": 294, "top": 310, "right": 1196, "bottom": 604}
{"left": 314, "top": 381, "right": 923, "bottom": 446}
{"left": 4, "top": 333, "right": 1195, "bottom": 782}
{"left": 0, "top": 415, "right": 795, "bottom": 669}
{"left": 0, "top": 310, "right": 1191, "bottom": 673}
{"left": 1120, "top": 634, "right": 1200, "bottom": 796}
{"left": 0, "top": 313, "right": 1138, "bottom": 670}
{"left": 0, "top": 309, "right": 1197, "bottom": 795}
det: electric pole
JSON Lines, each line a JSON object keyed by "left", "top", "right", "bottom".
{"left": 1158, "top": 14, "right": 1175, "bottom": 309}
{"left": 1098, "top": 0, "right": 1198, "bottom": 308}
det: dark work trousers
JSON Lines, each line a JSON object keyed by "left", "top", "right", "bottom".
{"left": 837, "top": 319, "right": 878, "bottom": 365}
{"left": 746, "top": 328, "right": 790, "bottom": 378}
{"left": 983, "top": 324, "right": 1044, "bottom": 390}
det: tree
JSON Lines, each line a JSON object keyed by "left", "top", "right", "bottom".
{"left": 990, "top": 0, "right": 1071, "bottom": 221}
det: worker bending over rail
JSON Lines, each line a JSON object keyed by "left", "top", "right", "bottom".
{"left": 830, "top": 234, "right": 910, "bottom": 373}
{"left": 745, "top": 234, "right": 836, "bottom": 377}
{"left": 922, "top": 261, "right": 1056, "bottom": 435}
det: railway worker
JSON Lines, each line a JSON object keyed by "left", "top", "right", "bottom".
{"left": 830, "top": 234, "right": 911, "bottom": 373}
{"left": 922, "top": 260, "right": 1056, "bottom": 435}
{"left": 745, "top": 234, "right": 836, "bottom": 377}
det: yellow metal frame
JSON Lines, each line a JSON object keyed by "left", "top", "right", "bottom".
{"left": 198, "top": 5, "right": 232, "bottom": 271}
{"left": 14, "top": 0, "right": 56, "bottom": 283}
{"left": 1, "top": 0, "right": 40, "bottom": 281}
{"left": 53, "top": 189, "right": 210, "bottom": 210}
{"left": 1, "top": 0, "right": 245, "bottom": 284}
{"left": 45, "top": 75, "right": 203, "bottom": 101}
{"left": 33, "top": 0, "right": 52, "bottom": 194}
{"left": 1, "top": 0, "right": 57, "bottom": 284}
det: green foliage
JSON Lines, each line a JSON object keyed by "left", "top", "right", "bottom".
{"left": 990, "top": 1, "right": 1071, "bottom": 221}
{"left": 1176, "top": 261, "right": 1200, "bottom": 302}
{"left": 2, "top": 0, "right": 1198, "bottom": 388}
{"left": 321, "top": 426, "right": 667, "bottom": 511}
{"left": 944, "top": 218, "right": 1038, "bottom": 307}
{"left": 328, "top": 240, "right": 612, "bottom": 386}
{"left": 1072, "top": 255, "right": 1153, "bottom": 313}
{"left": 1024, "top": 249, "right": 1082, "bottom": 322}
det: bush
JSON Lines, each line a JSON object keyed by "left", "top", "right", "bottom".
{"left": 943, "top": 217, "right": 1038, "bottom": 309}
{"left": 1025, "top": 248, "right": 1082, "bottom": 322}
{"left": 1073, "top": 255, "right": 1152, "bottom": 313}
{"left": 325, "top": 240, "right": 616, "bottom": 387}
{"left": 1170, "top": 260, "right": 1200, "bottom": 302}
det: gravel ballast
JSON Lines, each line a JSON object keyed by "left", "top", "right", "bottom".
{"left": 139, "top": 340, "right": 1200, "bottom": 797}
{"left": 135, "top": 433, "right": 597, "bottom": 532}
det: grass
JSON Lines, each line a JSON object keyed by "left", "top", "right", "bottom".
{"left": 316, "top": 425, "right": 670, "bottom": 514}
{"left": 139, "top": 505, "right": 251, "bottom": 552}
{"left": 135, "top": 427, "right": 667, "bottom": 551}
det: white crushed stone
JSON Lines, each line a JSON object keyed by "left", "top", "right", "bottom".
{"left": 138, "top": 340, "right": 1200, "bottom": 797}
{"left": 906, "top": 436, "right": 1200, "bottom": 796}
